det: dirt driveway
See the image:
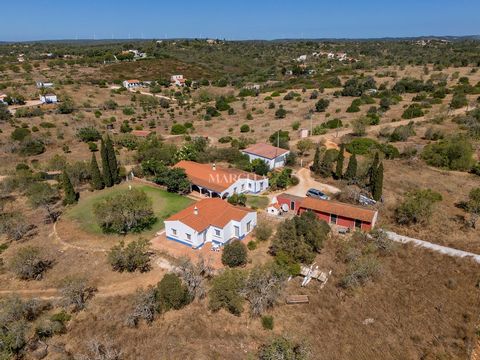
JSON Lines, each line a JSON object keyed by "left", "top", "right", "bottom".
{"left": 285, "top": 167, "right": 341, "bottom": 198}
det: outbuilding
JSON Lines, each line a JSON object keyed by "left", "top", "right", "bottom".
{"left": 241, "top": 143, "right": 290, "bottom": 170}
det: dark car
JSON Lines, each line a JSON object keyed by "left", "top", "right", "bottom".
{"left": 306, "top": 188, "right": 329, "bottom": 200}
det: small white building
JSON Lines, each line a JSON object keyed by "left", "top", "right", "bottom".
{"left": 170, "top": 74, "right": 186, "bottom": 86}
{"left": 36, "top": 81, "right": 54, "bottom": 89}
{"left": 327, "top": 52, "right": 335, "bottom": 59}
{"left": 241, "top": 143, "right": 290, "bottom": 170}
{"left": 122, "top": 79, "right": 142, "bottom": 89}
{"left": 0, "top": 94, "right": 7, "bottom": 105}
{"left": 39, "top": 94, "right": 57, "bottom": 104}
{"left": 164, "top": 198, "right": 257, "bottom": 248}
{"left": 296, "top": 55, "right": 307, "bottom": 62}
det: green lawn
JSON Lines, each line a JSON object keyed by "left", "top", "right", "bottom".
{"left": 246, "top": 195, "right": 270, "bottom": 209}
{"left": 65, "top": 183, "right": 194, "bottom": 236}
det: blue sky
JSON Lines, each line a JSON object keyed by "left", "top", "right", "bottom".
{"left": 1, "top": 0, "right": 479, "bottom": 41}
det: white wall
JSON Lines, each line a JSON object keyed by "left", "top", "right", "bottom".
{"left": 242, "top": 152, "right": 290, "bottom": 170}
{"left": 164, "top": 220, "right": 202, "bottom": 248}
{"left": 221, "top": 177, "right": 268, "bottom": 197}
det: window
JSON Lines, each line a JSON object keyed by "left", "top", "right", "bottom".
{"left": 241, "top": 184, "right": 245, "bottom": 191}
{"left": 248, "top": 183, "right": 252, "bottom": 189}
{"left": 186, "top": 233, "right": 191, "bottom": 241}
{"left": 330, "top": 214, "right": 337, "bottom": 225}
{"left": 233, "top": 187, "right": 237, "bottom": 193}
{"left": 246, "top": 221, "right": 251, "bottom": 232}
{"left": 172, "top": 229, "right": 177, "bottom": 236}
{"left": 214, "top": 229, "right": 220, "bottom": 237}
{"left": 234, "top": 226, "right": 240, "bottom": 237}
{"left": 290, "top": 201, "right": 295, "bottom": 210}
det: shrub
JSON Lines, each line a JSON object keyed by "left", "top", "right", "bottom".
{"left": 155, "top": 273, "right": 191, "bottom": 312}
{"left": 340, "top": 255, "right": 380, "bottom": 289}
{"left": 389, "top": 122, "right": 415, "bottom": 142}
{"left": 94, "top": 189, "right": 157, "bottom": 234}
{"left": 275, "top": 107, "right": 287, "bottom": 119}
{"left": 315, "top": 98, "right": 330, "bottom": 112}
{"left": 171, "top": 123, "right": 187, "bottom": 135}
{"left": 261, "top": 315, "right": 274, "bottom": 330}
{"left": 247, "top": 241, "right": 257, "bottom": 250}
{"left": 108, "top": 239, "right": 151, "bottom": 273}
{"left": 76, "top": 127, "right": 101, "bottom": 142}
{"left": 222, "top": 240, "right": 248, "bottom": 267}
{"left": 450, "top": 93, "right": 468, "bottom": 109}
{"left": 402, "top": 103, "right": 424, "bottom": 119}
{"left": 60, "top": 276, "right": 96, "bottom": 312}
{"left": 9, "top": 246, "right": 52, "bottom": 280}
{"left": 218, "top": 136, "right": 232, "bottom": 143}
{"left": 421, "top": 136, "right": 474, "bottom": 171}
{"left": 258, "top": 336, "right": 309, "bottom": 360}
{"left": 11, "top": 128, "right": 31, "bottom": 141}
{"left": 122, "top": 106, "right": 135, "bottom": 115}
{"left": 240, "top": 124, "right": 250, "bottom": 133}
{"left": 255, "top": 221, "right": 273, "bottom": 241}
{"left": 19, "top": 138, "right": 45, "bottom": 156}
{"left": 346, "top": 138, "right": 380, "bottom": 155}
{"left": 40, "top": 122, "right": 56, "bottom": 128}
{"left": 208, "top": 269, "right": 246, "bottom": 315}
{"left": 322, "top": 118, "right": 343, "bottom": 129}
{"left": 227, "top": 193, "right": 247, "bottom": 206}
{"left": 395, "top": 189, "right": 443, "bottom": 225}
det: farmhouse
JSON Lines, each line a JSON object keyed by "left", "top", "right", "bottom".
{"left": 170, "top": 74, "right": 186, "bottom": 86}
{"left": 164, "top": 198, "right": 257, "bottom": 248}
{"left": 174, "top": 160, "right": 268, "bottom": 198}
{"left": 241, "top": 143, "right": 290, "bottom": 170}
{"left": 122, "top": 79, "right": 141, "bottom": 88}
{"left": 39, "top": 94, "right": 57, "bottom": 104}
{"left": 36, "top": 81, "right": 54, "bottom": 88}
{"left": 298, "top": 197, "right": 378, "bottom": 231}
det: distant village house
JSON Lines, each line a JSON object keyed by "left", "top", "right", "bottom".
{"left": 170, "top": 74, "right": 186, "bottom": 86}
{"left": 39, "top": 94, "right": 57, "bottom": 104}
{"left": 122, "top": 79, "right": 142, "bottom": 89}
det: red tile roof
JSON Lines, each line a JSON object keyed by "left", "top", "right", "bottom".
{"left": 166, "top": 198, "right": 254, "bottom": 232}
{"left": 299, "top": 197, "right": 377, "bottom": 223}
{"left": 126, "top": 79, "right": 140, "bottom": 83}
{"left": 242, "top": 143, "right": 289, "bottom": 160}
{"left": 174, "top": 160, "right": 265, "bottom": 193}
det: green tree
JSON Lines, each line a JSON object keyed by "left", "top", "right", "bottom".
{"left": 466, "top": 188, "right": 480, "bottom": 228}
{"left": 368, "top": 152, "right": 380, "bottom": 187}
{"left": 372, "top": 162, "right": 384, "bottom": 201}
{"left": 208, "top": 269, "right": 246, "bottom": 315}
{"left": 26, "top": 183, "right": 60, "bottom": 222}
{"left": 93, "top": 189, "right": 156, "bottom": 234}
{"left": 344, "top": 154, "right": 358, "bottom": 181}
{"left": 155, "top": 273, "right": 191, "bottom": 312}
{"left": 9, "top": 246, "right": 52, "bottom": 280}
{"left": 105, "top": 136, "right": 119, "bottom": 184}
{"left": 315, "top": 98, "right": 330, "bottom": 112}
{"left": 258, "top": 336, "right": 309, "bottom": 360}
{"left": 100, "top": 138, "right": 112, "bottom": 187}
{"left": 395, "top": 189, "right": 442, "bottom": 225}
{"left": 310, "top": 146, "right": 321, "bottom": 174}
{"left": 89, "top": 153, "right": 104, "bottom": 190}
{"left": 108, "top": 239, "right": 151, "bottom": 272}
{"left": 222, "top": 240, "right": 248, "bottom": 267}
{"left": 335, "top": 144, "right": 345, "bottom": 179}
{"left": 61, "top": 171, "right": 78, "bottom": 205}
{"left": 250, "top": 158, "right": 270, "bottom": 176}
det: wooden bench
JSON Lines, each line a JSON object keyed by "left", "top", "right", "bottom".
{"left": 285, "top": 295, "right": 309, "bottom": 304}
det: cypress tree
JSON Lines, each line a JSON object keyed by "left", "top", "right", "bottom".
{"left": 335, "top": 144, "right": 345, "bottom": 179}
{"left": 310, "top": 146, "right": 321, "bottom": 175}
{"left": 105, "top": 136, "right": 119, "bottom": 184}
{"left": 101, "top": 138, "right": 113, "bottom": 187}
{"left": 90, "top": 153, "right": 104, "bottom": 190}
{"left": 62, "top": 171, "right": 78, "bottom": 205}
{"left": 372, "top": 162, "right": 384, "bottom": 201}
{"left": 368, "top": 152, "right": 380, "bottom": 187}
{"left": 344, "top": 154, "right": 357, "bottom": 181}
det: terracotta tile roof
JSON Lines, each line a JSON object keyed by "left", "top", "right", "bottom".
{"left": 277, "top": 193, "right": 304, "bottom": 202}
{"left": 174, "top": 160, "right": 265, "bottom": 193}
{"left": 166, "top": 198, "right": 254, "bottom": 232}
{"left": 131, "top": 130, "right": 153, "bottom": 137}
{"left": 242, "top": 143, "right": 289, "bottom": 160}
{"left": 299, "top": 197, "right": 377, "bottom": 223}
{"left": 126, "top": 79, "right": 140, "bottom": 83}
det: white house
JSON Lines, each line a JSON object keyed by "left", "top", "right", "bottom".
{"left": 39, "top": 94, "right": 57, "bottom": 104}
{"left": 296, "top": 55, "right": 307, "bottom": 62}
{"left": 122, "top": 79, "right": 142, "bottom": 89}
{"left": 174, "top": 160, "right": 268, "bottom": 198}
{"left": 241, "top": 143, "right": 290, "bottom": 170}
{"left": 170, "top": 74, "right": 186, "bottom": 86}
{"left": 164, "top": 198, "right": 257, "bottom": 248}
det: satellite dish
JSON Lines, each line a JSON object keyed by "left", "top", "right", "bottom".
{"left": 281, "top": 204, "right": 289, "bottom": 212}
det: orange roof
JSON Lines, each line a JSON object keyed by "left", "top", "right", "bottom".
{"left": 299, "top": 197, "right": 377, "bottom": 223}
{"left": 242, "top": 143, "right": 289, "bottom": 159}
{"left": 166, "top": 198, "right": 254, "bottom": 232}
{"left": 174, "top": 160, "right": 264, "bottom": 193}
{"left": 126, "top": 79, "right": 140, "bottom": 83}
{"left": 131, "top": 130, "right": 153, "bottom": 137}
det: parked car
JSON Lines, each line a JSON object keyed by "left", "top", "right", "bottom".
{"left": 306, "top": 188, "right": 329, "bottom": 200}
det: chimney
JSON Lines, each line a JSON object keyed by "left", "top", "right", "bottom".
{"left": 212, "top": 163, "right": 216, "bottom": 171}
{"left": 193, "top": 206, "right": 198, "bottom": 215}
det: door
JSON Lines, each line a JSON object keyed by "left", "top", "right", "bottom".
{"left": 355, "top": 219, "right": 362, "bottom": 230}
{"left": 234, "top": 225, "right": 240, "bottom": 238}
